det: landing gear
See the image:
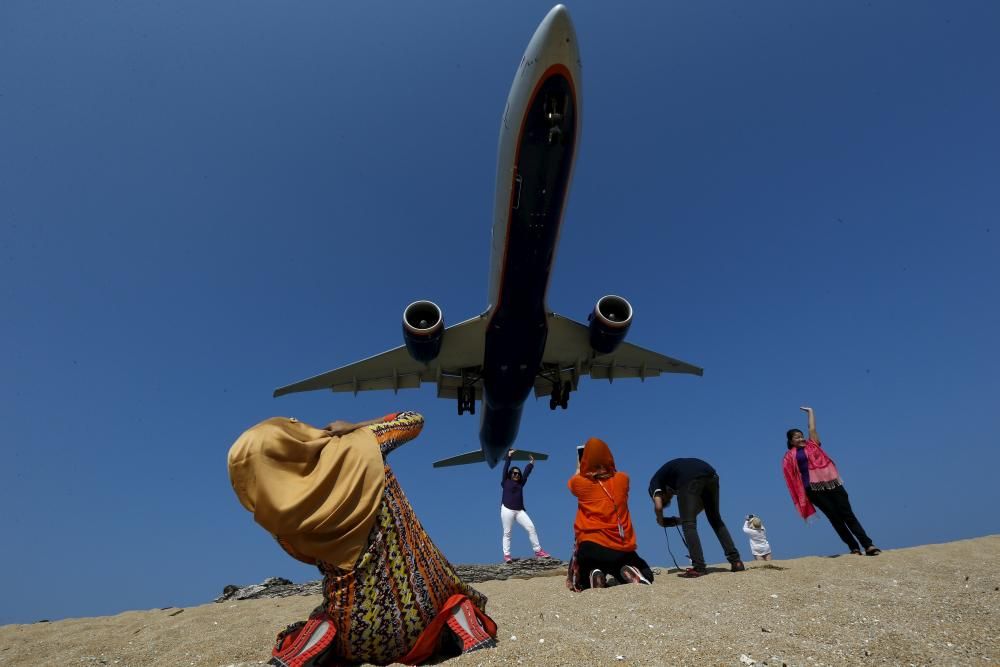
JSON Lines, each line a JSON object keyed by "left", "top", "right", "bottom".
{"left": 548, "top": 381, "right": 571, "bottom": 410}
{"left": 544, "top": 94, "right": 567, "bottom": 146}
{"left": 457, "top": 386, "right": 476, "bottom": 416}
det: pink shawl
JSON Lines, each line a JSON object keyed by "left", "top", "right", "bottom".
{"left": 781, "top": 440, "right": 842, "bottom": 520}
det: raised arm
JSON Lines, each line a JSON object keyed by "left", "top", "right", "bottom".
{"left": 522, "top": 459, "right": 534, "bottom": 484}
{"left": 367, "top": 411, "right": 425, "bottom": 457}
{"left": 800, "top": 406, "right": 820, "bottom": 443}
{"left": 502, "top": 450, "right": 512, "bottom": 484}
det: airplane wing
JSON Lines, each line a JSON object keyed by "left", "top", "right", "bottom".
{"left": 274, "top": 314, "right": 488, "bottom": 399}
{"left": 534, "top": 312, "right": 703, "bottom": 397}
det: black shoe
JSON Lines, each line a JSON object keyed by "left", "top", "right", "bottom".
{"left": 677, "top": 567, "right": 707, "bottom": 578}
{"left": 731, "top": 560, "right": 746, "bottom": 572}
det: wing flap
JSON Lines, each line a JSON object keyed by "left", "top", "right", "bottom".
{"left": 274, "top": 315, "right": 488, "bottom": 398}
{"left": 537, "top": 311, "right": 703, "bottom": 392}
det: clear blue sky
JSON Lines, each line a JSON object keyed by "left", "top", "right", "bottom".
{"left": 1, "top": 1, "right": 998, "bottom": 625}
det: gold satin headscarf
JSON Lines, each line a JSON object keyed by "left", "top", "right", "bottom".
{"left": 227, "top": 417, "right": 385, "bottom": 571}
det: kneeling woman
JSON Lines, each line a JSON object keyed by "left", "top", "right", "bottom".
{"left": 567, "top": 437, "right": 654, "bottom": 589}
{"left": 228, "top": 411, "right": 496, "bottom": 665}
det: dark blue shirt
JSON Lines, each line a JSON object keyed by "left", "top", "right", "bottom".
{"left": 795, "top": 447, "right": 810, "bottom": 489}
{"left": 500, "top": 458, "right": 533, "bottom": 510}
{"left": 648, "top": 458, "right": 716, "bottom": 497}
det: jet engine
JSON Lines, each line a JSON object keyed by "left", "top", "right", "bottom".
{"left": 402, "top": 300, "right": 444, "bottom": 363}
{"left": 588, "top": 295, "right": 632, "bottom": 355}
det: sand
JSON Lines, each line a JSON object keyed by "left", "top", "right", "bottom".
{"left": 2, "top": 536, "right": 997, "bottom": 666}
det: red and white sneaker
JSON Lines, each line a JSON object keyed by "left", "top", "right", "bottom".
{"left": 619, "top": 564, "right": 651, "bottom": 585}
{"left": 269, "top": 609, "right": 336, "bottom": 667}
{"left": 534, "top": 549, "right": 552, "bottom": 559}
{"left": 445, "top": 598, "right": 497, "bottom": 654}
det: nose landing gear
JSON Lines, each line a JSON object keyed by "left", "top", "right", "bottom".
{"left": 544, "top": 94, "right": 568, "bottom": 146}
{"left": 457, "top": 386, "right": 476, "bottom": 416}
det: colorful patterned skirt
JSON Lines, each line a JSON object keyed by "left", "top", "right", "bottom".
{"left": 317, "top": 467, "right": 488, "bottom": 664}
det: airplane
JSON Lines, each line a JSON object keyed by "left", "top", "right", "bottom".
{"left": 273, "top": 5, "right": 702, "bottom": 468}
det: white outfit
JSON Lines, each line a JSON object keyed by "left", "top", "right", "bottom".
{"left": 501, "top": 504, "right": 541, "bottom": 556}
{"left": 742, "top": 521, "right": 771, "bottom": 557}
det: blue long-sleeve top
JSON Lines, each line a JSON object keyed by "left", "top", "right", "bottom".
{"left": 500, "top": 457, "right": 533, "bottom": 511}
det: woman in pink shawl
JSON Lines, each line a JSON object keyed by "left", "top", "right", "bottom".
{"left": 782, "top": 406, "right": 881, "bottom": 556}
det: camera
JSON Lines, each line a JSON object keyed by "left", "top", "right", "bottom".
{"left": 746, "top": 514, "right": 755, "bottom": 521}
{"left": 576, "top": 445, "right": 585, "bottom": 462}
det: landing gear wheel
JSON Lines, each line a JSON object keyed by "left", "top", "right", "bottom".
{"left": 549, "top": 382, "right": 562, "bottom": 411}
{"left": 559, "top": 381, "right": 571, "bottom": 409}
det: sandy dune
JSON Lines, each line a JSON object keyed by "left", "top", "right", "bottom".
{"left": 2, "top": 536, "right": 997, "bottom": 666}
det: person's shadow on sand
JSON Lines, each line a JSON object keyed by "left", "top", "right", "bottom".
{"left": 663, "top": 564, "right": 789, "bottom": 574}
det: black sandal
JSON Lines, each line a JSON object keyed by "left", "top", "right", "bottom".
{"left": 850, "top": 549, "right": 862, "bottom": 556}
{"left": 865, "top": 547, "right": 882, "bottom": 556}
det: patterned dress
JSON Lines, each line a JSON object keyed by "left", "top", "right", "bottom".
{"left": 314, "top": 412, "right": 487, "bottom": 664}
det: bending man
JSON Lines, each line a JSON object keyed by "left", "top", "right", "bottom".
{"left": 649, "top": 457, "right": 745, "bottom": 578}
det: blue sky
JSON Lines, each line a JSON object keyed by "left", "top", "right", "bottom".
{"left": 1, "top": 1, "right": 998, "bottom": 624}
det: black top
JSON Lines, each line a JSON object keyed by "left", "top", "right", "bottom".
{"left": 648, "top": 458, "right": 716, "bottom": 497}
{"left": 500, "top": 457, "right": 533, "bottom": 511}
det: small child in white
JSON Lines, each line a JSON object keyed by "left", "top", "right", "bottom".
{"left": 742, "top": 515, "right": 772, "bottom": 561}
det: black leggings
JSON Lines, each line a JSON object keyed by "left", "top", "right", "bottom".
{"left": 807, "top": 485, "right": 873, "bottom": 552}
{"left": 576, "top": 541, "right": 654, "bottom": 589}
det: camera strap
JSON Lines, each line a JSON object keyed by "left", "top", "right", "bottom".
{"left": 596, "top": 480, "right": 626, "bottom": 541}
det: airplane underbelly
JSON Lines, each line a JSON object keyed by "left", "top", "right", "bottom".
{"left": 483, "top": 320, "right": 547, "bottom": 408}
{"left": 489, "top": 66, "right": 579, "bottom": 309}
{"left": 479, "top": 403, "right": 525, "bottom": 465}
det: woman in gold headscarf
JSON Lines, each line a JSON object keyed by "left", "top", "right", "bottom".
{"left": 228, "top": 411, "right": 496, "bottom": 665}
{"left": 567, "top": 437, "right": 655, "bottom": 590}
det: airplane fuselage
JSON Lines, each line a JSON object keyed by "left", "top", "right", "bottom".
{"left": 272, "top": 5, "right": 700, "bottom": 470}
{"left": 479, "top": 6, "right": 581, "bottom": 465}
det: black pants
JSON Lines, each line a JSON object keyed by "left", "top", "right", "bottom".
{"left": 576, "top": 541, "right": 654, "bottom": 589}
{"left": 676, "top": 474, "right": 741, "bottom": 570}
{"left": 807, "top": 485, "right": 873, "bottom": 552}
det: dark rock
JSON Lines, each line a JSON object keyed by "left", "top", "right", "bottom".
{"left": 215, "top": 578, "right": 323, "bottom": 602}
{"left": 216, "top": 560, "right": 567, "bottom": 602}
{"left": 453, "top": 558, "right": 568, "bottom": 583}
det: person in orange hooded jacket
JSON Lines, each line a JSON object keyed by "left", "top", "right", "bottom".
{"left": 567, "top": 437, "right": 654, "bottom": 590}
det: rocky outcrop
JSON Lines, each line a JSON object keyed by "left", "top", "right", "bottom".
{"left": 453, "top": 557, "right": 568, "bottom": 583}
{"left": 215, "top": 577, "right": 322, "bottom": 602}
{"left": 215, "top": 559, "right": 568, "bottom": 602}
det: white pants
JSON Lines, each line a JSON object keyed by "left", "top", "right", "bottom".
{"left": 500, "top": 504, "right": 541, "bottom": 555}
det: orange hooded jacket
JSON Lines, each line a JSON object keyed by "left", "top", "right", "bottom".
{"left": 567, "top": 437, "right": 637, "bottom": 552}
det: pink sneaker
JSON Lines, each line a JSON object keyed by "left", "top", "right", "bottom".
{"left": 534, "top": 549, "right": 552, "bottom": 559}
{"left": 503, "top": 554, "right": 512, "bottom": 563}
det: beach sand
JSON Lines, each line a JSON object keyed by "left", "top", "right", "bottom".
{"left": 2, "top": 535, "right": 997, "bottom": 666}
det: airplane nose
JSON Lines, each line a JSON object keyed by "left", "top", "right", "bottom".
{"left": 537, "top": 4, "right": 578, "bottom": 52}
